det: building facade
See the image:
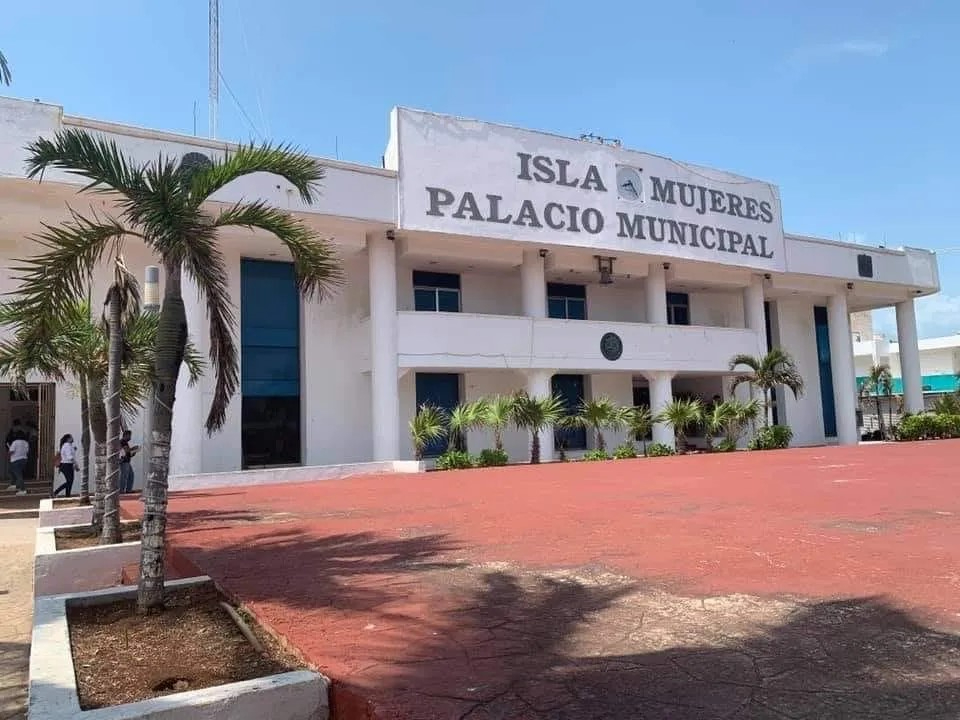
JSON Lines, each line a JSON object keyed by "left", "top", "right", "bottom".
{"left": 0, "top": 98, "right": 941, "bottom": 482}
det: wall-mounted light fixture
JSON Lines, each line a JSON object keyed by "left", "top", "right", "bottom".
{"left": 595, "top": 255, "right": 615, "bottom": 285}
{"left": 846, "top": 282, "right": 854, "bottom": 291}
{"left": 662, "top": 262, "right": 671, "bottom": 271}
{"left": 539, "top": 248, "right": 548, "bottom": 258}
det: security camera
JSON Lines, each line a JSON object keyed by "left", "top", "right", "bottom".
{"left": 763, "top": 273, "right": 771, "bottom": 280}
{"left": 386, "top": 229, "right": 396, "bottom": 241}
{"left": 662, "top": 262, "right": 671, "bottom": 270}
{"left": 846, "top": 282, "right": 854, "bottom": 290}
{"left": 539, "top": 249, "right": 548, "bottom": 258}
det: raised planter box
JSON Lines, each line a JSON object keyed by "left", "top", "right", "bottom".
{"left": 29, "top": 577, "right": 329, "bottom": 720}
{"left": 169, "top": 459, "right": 424, "bottom": 492}
{"left": 38, "top": 498, "right": 94, "bottom": 529}
{"left": 35, "top": 523, "right": 141, "bottom": 597}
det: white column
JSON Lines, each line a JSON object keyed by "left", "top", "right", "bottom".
{"left": 743, "top": 275, "right": 766, "bottom": 340}
{"left": 521, "top": 249, "right": 547, "bottom": 318}
{"left": 169, "top": 270, "right": 206, "bottom": 476}
{"left": 645, "top": 262, "right": 667, "bottom": 324}
{"left": 827, "top": 293, "right": 858, "bottom": 445}
{"left": 368, "top": 233, "right": 400, "bottom": 460}
{"left": 645, "top": 371, "right": 675, "bottom": 447}
{"left": 896, "top": 299, "right": 924, "bottom": 413}
{"left": 524, "top": 369, "right": 554, "bottom": 463}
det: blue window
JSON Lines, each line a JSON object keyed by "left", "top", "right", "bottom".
{"left": 764, "top": 301, "right": 779, "bottom": 426}
{"left": 415, "top": 373, "right": 461, "bottom": 457}
{"left": 547, "top": 283, "right": 586, "bottom": 320}
{"left": 814, "top": 306, "right": 837, "bottom": 437}
{"left": 413, "top": 271, "right": 461, "bottom": 312}
{"left": 241, "top": 259, "right": 301, "bottom": 468}
{"left": 552, "top": 374, "right": 586, "bottom": 450}
{"left": 666, "top": 292, "right": 690, "bottom": 326}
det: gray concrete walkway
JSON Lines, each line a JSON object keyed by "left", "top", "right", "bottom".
{"left": 0, "top": 518, "right": 34, "bottom": 720}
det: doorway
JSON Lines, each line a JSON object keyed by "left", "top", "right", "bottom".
{"left": 552, "top": 374, "right": 586, "bottom": 450}
{"left": 415, "top": 373, "right": 461, "bottom": 457}
{"left": 0, "top": 383, "right": 56, "bottom": 491}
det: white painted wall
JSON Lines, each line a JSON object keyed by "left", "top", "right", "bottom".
{"left": 463, "top": 371, "right": 529, "bottom": 461}
{"left": 689, "top": 291, "right": 745, "bottom": 329}
{"left": 770, "top": 298, "right": 825, "bottom": 446}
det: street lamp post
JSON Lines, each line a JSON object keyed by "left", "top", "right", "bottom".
{"left": 142, "top": 266, "right": 160, "bottom": 490}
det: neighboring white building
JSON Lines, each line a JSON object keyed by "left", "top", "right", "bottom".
{"left": 0, "top": 98, "right": 942, "bottom": 482}
{"left": 854, "top": 333, "right": 960, "bottom": 398}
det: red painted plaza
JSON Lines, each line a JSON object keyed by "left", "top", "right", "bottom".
{"left": 125, "top": 441, "right": 960, "bottom": 719}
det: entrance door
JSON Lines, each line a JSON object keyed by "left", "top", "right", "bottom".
{"left": 552, "top": 374, "right": 586, "bottom": 450}
{"left": 415, "top": 373, "right": 460, "bottom": 458}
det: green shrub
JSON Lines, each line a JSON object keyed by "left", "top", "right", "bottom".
{"left": 582, "top": 449, "right": 611, "bottom": 461}
{"left": 932, "top": 394, "right": 960, "bottom": 416}
{"left": 715, "top": 438, "right": 738, "bottom": 453}
{"left": 612, "top": 442, "right": 638, "bottom": 459}
{"left": 477, "top": 448, "right": 509, "bottom": 467}
{"left": 896, "top": 413, "right": 960, "bottom": 441}
{"left": 646, "top": 443, "right": 676, "bottom": 457}
{"left": 435, "top": 450, "right": 475, "bottom": 470}
{"left": 748, "top": 425, "right": 793, "bottom": 450}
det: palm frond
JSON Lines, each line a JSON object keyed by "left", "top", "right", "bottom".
{"left": 213, "top": 201, "right": 343, "bottom": 302}
{"left": 24, "top": 128, "right": 145, "bottom": 198}
{"left": 189, "top": 143, "right": 324, "bottom": 205}
{"left": 181, "top": 241, "right": 237, "bottom": 433}
{"left": 0, "top": 51, "right": 11, "bottom": 86}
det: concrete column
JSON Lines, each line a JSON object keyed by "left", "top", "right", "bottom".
{"left": 645, "top": 371, "right": 675, "bottom": 447}
{"left": 743, "top": 275, "right": 766, "bottom": 342}
{"left": 896, "top": 299, "right": 924, "bottom": 413}
{"left": 521, "top": 249, "right": 547, "bottom": 318}
{"left": 368, "top": 233, "right": 400, "bottom": 460}
{"left": 524, "top": 369, "right": 555, "bottom": 463}
{"left": 827, "top": 293, "right": 858, "bottom": 445}
{"left": 169, "top": 269, "right": 206, "bottom": 476}
{"left": 645, "top": 262, "right": 667, "bottom": 324}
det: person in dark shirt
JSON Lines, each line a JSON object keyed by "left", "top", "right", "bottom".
{"left": 119, "top": 430, "right": 139, "bottom": 493}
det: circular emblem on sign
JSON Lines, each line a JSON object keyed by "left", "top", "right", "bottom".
{"left": 600, "top": 332, "right": 623, "bottom": 361}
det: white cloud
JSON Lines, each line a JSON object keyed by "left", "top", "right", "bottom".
{"left": 873, "top": 293, "right": 960, "bottom": 340}
{"left": 789, "top": 40, "right": 889, "bottom": 68}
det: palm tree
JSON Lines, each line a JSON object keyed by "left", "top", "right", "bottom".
{"left": 446, "top": 400, "right": 487, "bottom": 452}
{"left": 0, "top": 51, "right": 11, "bottom": 86}
{"left": 729, "top": 348, "right": 804, "bottom": 427}
{"left": 863, "top": 364, "right": 892, "bottom": 436}
{"left": 481, "top": 395, "right": 515, "bottom": 452}
{"left": 409, "top": 404, "right": 447, "bottom": 461}
{"left": 511, "top": 391, "right": 566, "bottom": 464}
{"left": 704, "top": 401, "right": 736, "bottom": 449}
{"left": 19, "top": 132, "right": 330, "bottom": 610}
{"left": 626, "top": 405, "right": 653, "bottom": 456}
{"left": 656, "top": 398, "right": 703, "bottom": 453}
{"left": 727, "top": 398, "right": 761, "bottom": 446}
{"left": 567, "top": 397, "right": 629, "bottom": 452}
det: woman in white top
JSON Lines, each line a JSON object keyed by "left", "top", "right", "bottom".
{"left": 53, "top": 434, "right": 76, "bottom": 498}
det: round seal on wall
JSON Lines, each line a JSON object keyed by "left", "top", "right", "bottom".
{"left": 600, "top": 332, "right": 623, "bottom": 361}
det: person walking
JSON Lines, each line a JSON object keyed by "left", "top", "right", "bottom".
{"left": 7, "top": 434, "right": 29, "bottom": 496}
{"left": 119, "top": 430, "right": 139, "bottom": 493}
{"left": 52, "top": 434, "right": 76, "bottom": 498}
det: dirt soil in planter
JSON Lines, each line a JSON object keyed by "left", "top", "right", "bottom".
{"left": 55, "top": 522, "right": 142, "bottom": 550}
{"left": 68, "top": 583, "right": 301, "bottom": 710}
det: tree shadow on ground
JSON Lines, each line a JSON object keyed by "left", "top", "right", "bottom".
{"left": 367, "top": 570, "right": 960, "bottom": 720}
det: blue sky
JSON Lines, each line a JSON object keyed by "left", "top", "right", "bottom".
{"left": 3, "top": 1, "right": 958, "bottom": 337}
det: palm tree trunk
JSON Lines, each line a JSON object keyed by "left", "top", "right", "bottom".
{"left": 596, "top": 428, "right": 605, "bottom": 452}
{"left": 78, "top": 374, "right": 91, "bottom": 505}
{"left": 887, "top": 392, "right": 893, "bottom": 433}
{"left": 87, "top": 380, "right": 107, "bottom": 532}
{"left": 530, "top": 431, "right": 540, "bottom": 464}
{"left": 875, "top": 395, "right": 884, "bottom": 433}
{"left": 138, "top": 262, "right": 187, "bottom": 612}
{"left": 100, "top": 288, "right": 123, "bottom": 545}
{"left": 494, "top": 429, "right": 503, "bottom": 452}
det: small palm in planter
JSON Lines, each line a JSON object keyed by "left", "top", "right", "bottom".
{"left": 410, "top": 404, "right": 447, "bottom": 461}
{"left": 566, "top": 396, "right": 630, "bottom": 454}
{"left": 626, "top": 405, "right": 653, "bottom": 456}
{"left": 446, "top": 399, "right": 488, "bottom": 452}
{"left": 656, "top": 398, "right": 703, "bottom": 453}
{"left": 481, "top": 394, "right": 516, "bottom": 452}
{"left": 511, "top": 391, "right": 566, "bottom": 464}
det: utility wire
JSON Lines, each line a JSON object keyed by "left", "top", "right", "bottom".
{"left": 236, "top": 0, "right": 270, "bottom": 138}
{"left": 218, "top": 68, "right": 265, "bottom": 141}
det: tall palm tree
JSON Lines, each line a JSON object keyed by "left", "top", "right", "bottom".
{"left": 656, "top": 398, "right": 703, "bottom": 453}
{"left": 0, "top": 51, "right": 11, "bottom": 86}
{"left": 20, "top": 132, "right": 327, "bottom": 610}
{"left": 481, "top": 395, "right": 515, "bottom": 452}
{"left": 567, "top": 397, "right": 629, "bottom": 452}
{"left": 626, "top": 405, "right": 653, "bottom": 456}
{"left": 511, "top": 391, "right": 566, "bottom": 464}
{"left": 729, "top": 348, "right": 804, "bottom": 427}
{"left": 446, "top": 399, "right": 487, "bottom": 452}
{"left": 863, "top": 364, "right": 892, "bottom": 436}
{"left": 409, "top": 404, "right": 446, "bottom": 461}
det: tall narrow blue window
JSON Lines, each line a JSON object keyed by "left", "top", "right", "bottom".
{"left": 764, "top": 301, "right": 779, "bottom": 426}
{"left": 813, "top": 306, "right": 837, "bottom": 438}
{"left": 241, "top": 259, "right": 301, "bottom": 468}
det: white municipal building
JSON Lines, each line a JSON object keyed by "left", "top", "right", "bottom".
{"left": 0, "top": 97, "right": 941, "bottom": 482}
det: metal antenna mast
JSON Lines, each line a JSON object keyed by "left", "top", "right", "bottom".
{"left": 209, "top": 0, "right": 219, "bottom": 138}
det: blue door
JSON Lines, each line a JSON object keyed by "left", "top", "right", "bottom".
{"left": 552, "top": 374, "right": 586, "bottom": 450}
{"left": 415, "top": 373, "right": 460, "bottom": 457}
{"left": 813, "top": 306, "right": 837, "bottom": 438}
{"left": 240, "top": 259, "right": 301, "bottom": 468}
